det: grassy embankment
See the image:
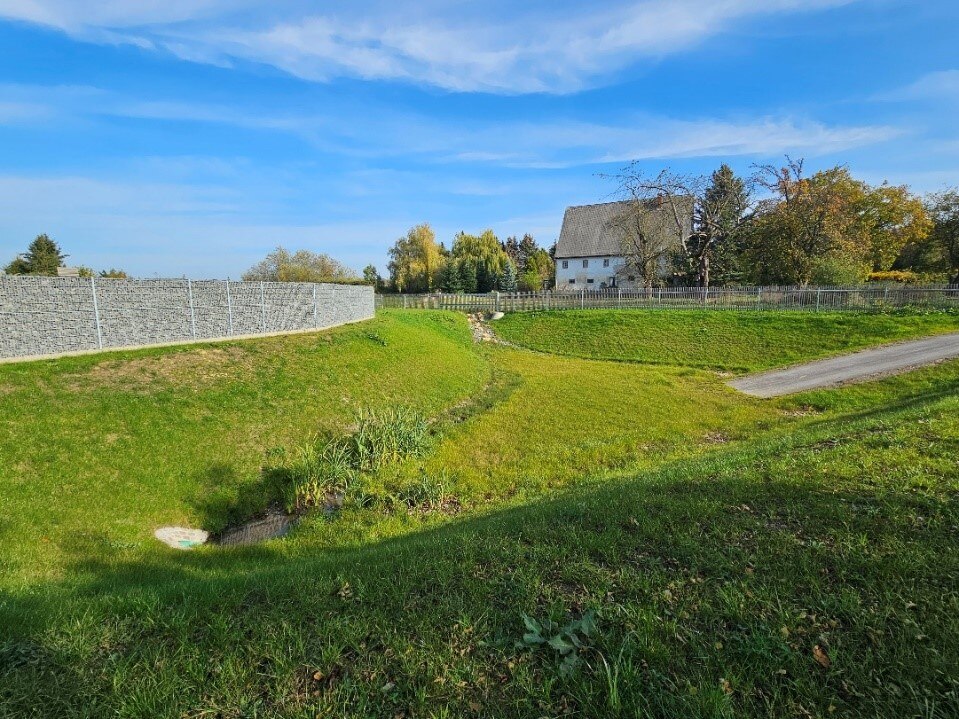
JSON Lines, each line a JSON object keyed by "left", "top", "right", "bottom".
{"left": 493, "top": 309, "right": 959, "bottom": 371}
{"left": 1, "top": 308, "right": 958, "bottom": 717}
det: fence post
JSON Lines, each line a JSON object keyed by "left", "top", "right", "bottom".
{"left": 225, "top": 279, "right": 234, "bottom": 335}
{"left": 260, "top": 281, "right": 267, "bottom": 332}
{"left": 816, "top": 287, "right": 822, "bottom": 312}
{"left": 757, "top": 286, "right": 762, "bottom": 310}
{"left": 187, "top": 278, "right": 197, "bottom": 339}
{"left": 403, "top": 294, "right": 408, "bottom": 309}
{"left": 581, "top": 289, "right": 585, "bottom": 309}
{"left": 495, "top": 291, "right": 501, "bottom": 312}
{"left": 90, "top": 276, "right": 103, "bottom": 349}
{"left": 313, "top": 284, "right": 318, "bottom": 328}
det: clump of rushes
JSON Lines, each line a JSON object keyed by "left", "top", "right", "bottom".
{"left": 284, "top": 439, "right": 355, "bottom": 511}
{"left": 396, "top": 469, "right": 450, "bottom": 510}
{"left": 348, "top": 407, "right": 430, "bottom": 471}
{"left": 283, "top": 407, "right": 431, "bottom": 512}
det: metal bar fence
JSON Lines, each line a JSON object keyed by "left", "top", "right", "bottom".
{"left": 375, "top": 285, "right": 959, "bottom": 313}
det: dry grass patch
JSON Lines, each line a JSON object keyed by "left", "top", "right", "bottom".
{"left": 64, "top": 345, "right": 255, "bottom": 393}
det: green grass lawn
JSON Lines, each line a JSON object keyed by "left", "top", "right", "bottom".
{"left": 0, "top": 311, "right": 486, "bottom": 587}
{"left": 492, "top": 309, "right": 959, "bottom": 371}
{"left": 2, "top": 309, "right": 959, "bottom": 718}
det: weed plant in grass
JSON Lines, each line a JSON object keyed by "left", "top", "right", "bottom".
{"left": 493, "top": 309, "right": 959, "bottom": 370}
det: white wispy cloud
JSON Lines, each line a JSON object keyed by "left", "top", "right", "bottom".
{"left": 3, "top": 82, "right": 899, "bottom": 165}
{"left": 591, "top": 117, "right": 902, "bottom": 163}
{"left": 0, "top": 0, "right": 858, "bottom": 93}
{"left": 0, "top": 100, "right": 53, "bottom": 123}
{"left": 880, "top": 70, "right": 959, "bottom": 102}
{"left": 0, "top": 172, "right": 398, "bottom": 276}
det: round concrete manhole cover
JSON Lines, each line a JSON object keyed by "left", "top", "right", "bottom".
{"left": 155, "top": 526, "right": 209, "bottom": 549}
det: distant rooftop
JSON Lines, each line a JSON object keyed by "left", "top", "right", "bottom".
{"left": 555, "top": 198, "right": 693, "bottom": 259}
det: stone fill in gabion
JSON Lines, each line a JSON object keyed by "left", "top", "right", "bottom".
{"left": 0, "top": 277, "right": 374, "bottom": 360}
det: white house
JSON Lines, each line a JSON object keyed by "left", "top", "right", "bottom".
{"left": 553, "top": 199, "right": 693, "bottom": 290}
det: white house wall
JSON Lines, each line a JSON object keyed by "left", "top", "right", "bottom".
{"left": 555, "top": 256, "right": 633, "bottom": 290}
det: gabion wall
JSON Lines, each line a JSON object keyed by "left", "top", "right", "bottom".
{"left": 0, "top": 277, "right": 375, "bottom": 360}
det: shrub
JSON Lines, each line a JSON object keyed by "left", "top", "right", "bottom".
{"left": 809, "top": 255, "right": 870, "bottom": 286}
{"left": 868, "top": 270, "right": 927, "bottom": 284}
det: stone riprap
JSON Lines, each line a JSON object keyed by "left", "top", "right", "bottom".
{"left": 0, "top": 276, "right": 374, "bottom": 361}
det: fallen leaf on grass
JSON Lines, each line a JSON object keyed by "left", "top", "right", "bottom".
{"left": 813, "top": 645, "right": 831, "bottom": 668}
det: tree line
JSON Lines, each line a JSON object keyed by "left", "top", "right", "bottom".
{"left": 614, "top": 159, "right": 959, "bottom": 289}
{"left": 9, "top": 160, "right": 955, "bottom": 292}
{"left": 384, "top": 224, "right": 554, "bottom": 294}
{"left": 4, "top": 235, "right": 128, "bottom": 278}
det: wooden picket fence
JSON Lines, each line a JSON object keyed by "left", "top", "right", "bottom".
{"left": 375, "top": 285, "right": 959, "bottom": 313}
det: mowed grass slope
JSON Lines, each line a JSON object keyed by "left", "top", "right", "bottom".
{"left": 0, "top": 311, "right": 486, "bottom": 587}
{"left": 417, "top": 351, "right": 777, "bottom": 501}
{"left": 0, "top": 310, "right": 779, "bottom": 591}
{"left": 493, "top": 309, "right": 959, "bottom": 371}
{"left": 2, "top": 309, "right": 959, "bottom": 718}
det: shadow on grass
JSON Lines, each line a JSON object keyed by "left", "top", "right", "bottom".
{"left": 186, "top": 462, "right": 293, "bottom": 534}
{"left": 3, "top": 371, "right": 959, "bottom": 717}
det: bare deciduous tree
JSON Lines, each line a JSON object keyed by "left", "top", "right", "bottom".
{"left": 608, "top": 198, "right": 679, "bottom": 292}
{"left": 609, "top": 164, "right": 751, "bottom": 288}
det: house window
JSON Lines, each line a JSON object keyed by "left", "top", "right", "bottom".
{"left": 582, "top": 260, "right": 588, "bottom": 268}
{"left": 561, "top": 260, "right": 568, "bottom": 269}
{"left": 568, "top": 279, "right": 575, "bottom": 284}
{"left": 587, "top": 278, "right": 594, "bottom": 284}
{"left": 603, "top": 258, "right": 610, "bottom": 267}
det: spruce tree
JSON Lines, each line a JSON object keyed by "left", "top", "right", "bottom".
{"left": 460, "top": 260, "right": 478, "bottom": 293}
{"left": 476, "top": 261, "right": 496, "bottom": 293}
{"left": 439, "top": 260, "right": 464, "bottom": 292}
{"left": 699, "top": 165, "right": 748, "bottom": 285}
{"left": 499, "top": 259, "right": 518, "bottom": 291}
{"left": 5, "top": 234, "right": 67, "bottom": 275}
{"left": 517, "top": 234, "right": 537, "bottom": 273}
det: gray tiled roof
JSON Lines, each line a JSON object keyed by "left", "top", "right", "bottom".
{"left": 555, "top": 199, "right": 693, "bottom": 259}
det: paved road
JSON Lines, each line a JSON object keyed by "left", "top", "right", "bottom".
{"left": 728, "top": 331, "right": 959, "bottom": 398}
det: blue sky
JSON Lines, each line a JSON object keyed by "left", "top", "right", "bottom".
{"left": 1, "top": 0, "right": 957, "bottom": 278}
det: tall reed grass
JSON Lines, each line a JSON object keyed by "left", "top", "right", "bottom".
{"left": 283, "top": 407, "right": 430, "bottom": 511}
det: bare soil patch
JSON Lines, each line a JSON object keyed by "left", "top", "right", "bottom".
{"left": 65, "top": 346, "right": 254, "bottom": 393}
